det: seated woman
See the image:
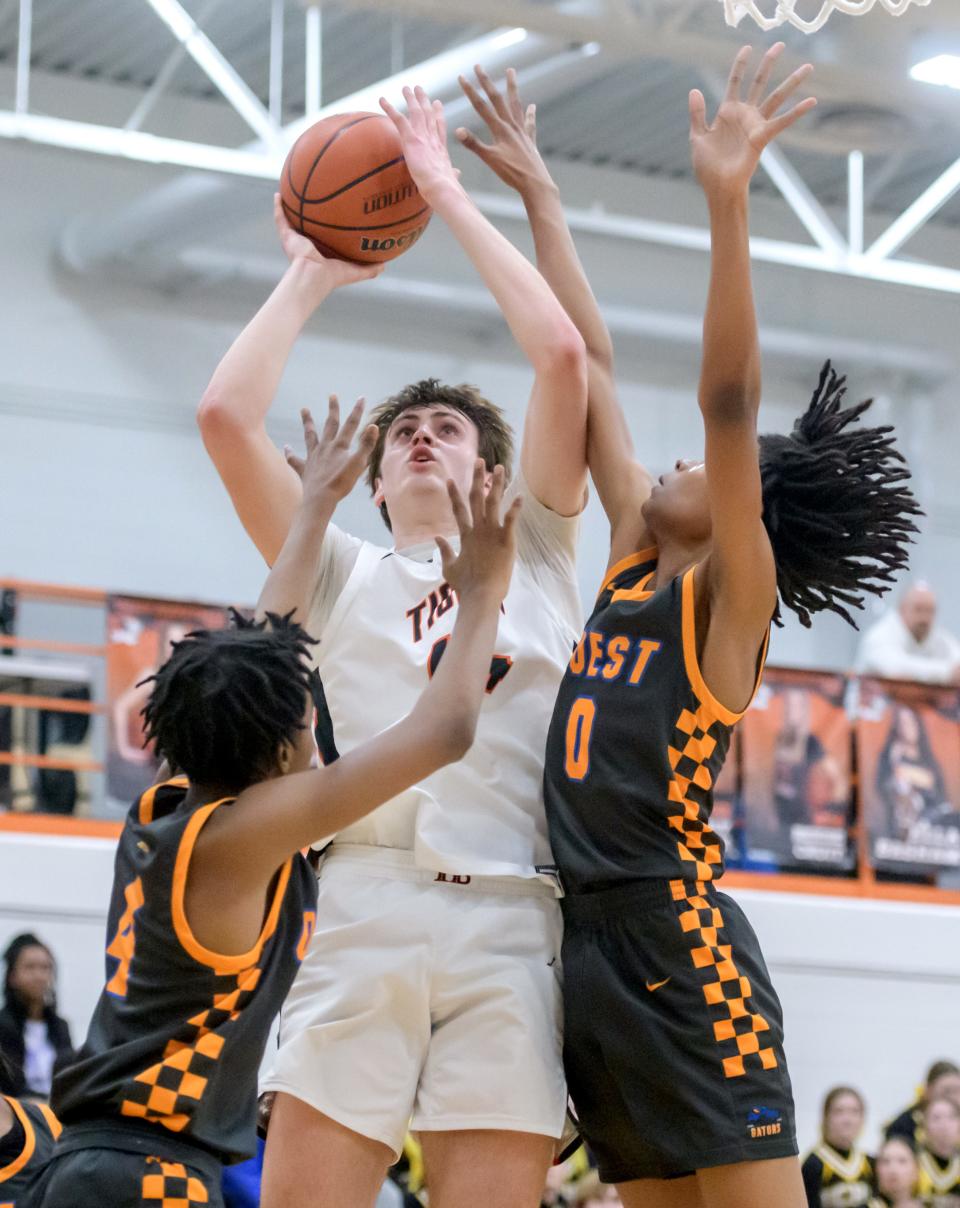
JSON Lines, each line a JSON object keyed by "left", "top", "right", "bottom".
{"left": 868, "top": 1137, "right": 930, "bottom": 1208}
{"left": 802, "top": 1086, "right": 874, "bottom": 1208}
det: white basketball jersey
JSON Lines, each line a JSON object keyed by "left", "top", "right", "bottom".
{"left": 306, "top": 476, "right": 582, "bottom": 878}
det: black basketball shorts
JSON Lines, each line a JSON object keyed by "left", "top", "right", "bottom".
{"left": 561, "top": 877, "right": 798, "bottom": 1184}
{"left": 28, "top": 1126, "right": 225, "bottom": 1208}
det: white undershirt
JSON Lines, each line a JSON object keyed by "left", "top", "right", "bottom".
{"left": 23, "top": 1018, "right": 56, "bottom": 1096}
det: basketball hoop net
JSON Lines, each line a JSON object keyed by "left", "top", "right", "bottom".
{"left": 721, "top": 0, "right": 930, "bottom": 33}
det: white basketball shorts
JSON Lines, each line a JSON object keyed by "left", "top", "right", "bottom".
{"left": 262, "top": 844, "right": 566, "bottom": 1158}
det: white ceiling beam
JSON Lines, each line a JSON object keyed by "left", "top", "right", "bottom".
{"left": 848, "top": 150, "right": 864, "bottom": 256}
{"left": 269, "top": 0, "right": 284, "bottom": 123}
{"left": 305, "top": 3, "right": 322, "bottom": 118}
{"left": 176, "top": 246, "right": 954, "bottom": 379}
{"left": 125, "top": 0, "right": 225, "bottom": 133}
{"left": 15, "top": 0, "right": 31, "bottom": 115}
{"left": 0, "top": 110, "right": 283, "bottom": 178}
{"left": 865, "top": 153, "right": 960, "bottom": 262}
{"left": 142, "top": 0, "right": 279, "bottom": 146}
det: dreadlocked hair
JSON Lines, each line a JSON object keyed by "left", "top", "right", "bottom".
{"left": 759, "top": 361, "right": 923, "bottom": 630}
{"left": 141, "top": 609, "right": 315, "bottom": 792}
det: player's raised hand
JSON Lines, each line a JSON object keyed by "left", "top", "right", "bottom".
{"left": 437, "top": 461, "right": 521, "bottom": 603}
{"left": 689, "top": 44, "right": 816, "bottom": 198}
{"left": 273, "top": 193, "right": 382, "bottom": 288}
{"left": 285, "top": 397, "right": 378, "bottom": 505}
{"left": 380, "top": 86, "right": 459, "bottom": 205}
{"left": 456, "top": 66, "right": 552, "bottom": 197}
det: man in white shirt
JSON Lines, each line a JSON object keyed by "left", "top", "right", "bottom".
{"left": 198, "top": 88, "right": 587, "bottom": 1208}
{"left": 856, "top": 582, "right": 960, "bottom": 685}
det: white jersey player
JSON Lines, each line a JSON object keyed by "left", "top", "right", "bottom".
{"left": 198, "top": 86, "right": 588, "bottom": 1208}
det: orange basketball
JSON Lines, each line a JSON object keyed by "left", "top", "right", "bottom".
{"left": 279, "top": 112, "right": 432, "bottom": 264}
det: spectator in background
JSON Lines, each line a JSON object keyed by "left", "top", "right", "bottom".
{"left": 869, "top": 1137, "right": 927, "bottom": 1207}
{"left": 0, "top": 934, "right": 73, "bottom": 1100}
{"left": 802, "top": 1085, "right": 874, "bottom": 1208}
{"left": 888, "top": 1062, "right": 960, "bottom": 1147}
{"left": 857, "top": 583, "right": 960, "bottom": 686}
{"left": 917, "top": 1097, "right": 960, "bottom": 1205}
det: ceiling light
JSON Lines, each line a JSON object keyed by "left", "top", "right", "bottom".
{"left": 910, "top": 54, "right": 960, "bottom": 90}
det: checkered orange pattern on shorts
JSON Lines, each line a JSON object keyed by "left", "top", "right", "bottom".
{"left": 666, "top": 704, "right": 725, "bottom": 882}
{"left": 121, "top": 965, "right": 261, "bottom": 1132}
{"left": 670, "top": 879, "right": 778, "bottom": 1080}
{"left": 141, "top": 1157, "right": 209, "bottom": 1206}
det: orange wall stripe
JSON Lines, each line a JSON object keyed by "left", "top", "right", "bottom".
{"left": 0, "top": 813, "right": 121, "bottom": 838}
{"left": 0, "top": 753, "right": 104, "bottom": 772}
{"left": 724, "top": 870, "right": 960, "bottom": 907}
{"left": 0, "top": 579, "right": 108, "bottom": 605}
{"left": 0, "top": 693, "right": 104, "bottom": 715}
{"left": 0, "top": 635, "right": 107, "bottom": 657}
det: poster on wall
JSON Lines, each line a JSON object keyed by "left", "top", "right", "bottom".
{"left": 106, "top": 596, "right": 229, "bottom": 811}
{"left": 740, "top": 668, "right": 854, "bottom": 872}
{"left": 857, "top": 677, "right": 960, "bottom": 875}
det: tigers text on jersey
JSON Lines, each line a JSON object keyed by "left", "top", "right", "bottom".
{"left": 306, "top": 474, "right": 582, "bottom": 878}
{"left": 802, "top": 1142, "right": 875, "bottom": 1208}
{"left": 0, "top": 1097, "right": 60, "bottom": 1205}
{"left": 544, "top": 551, "right": 768, "bottom": 892}
{"left": 52, "top": 780, "right": 317, "bottom": 1163}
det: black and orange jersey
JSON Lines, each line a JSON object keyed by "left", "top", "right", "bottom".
{"left": 0, "top": 1096, "right": 60, "bottom": 1205}
{"left": 918, "top": 1149, "right": 960, "bottom": 1205}
{"left": 544, "top": 552, "right": 768, "bottom": 893}
{"left": 802, "top": 1142, "right": 875, "bottom": 1207}
{"left": 52, "top": 778, "right": 317, "bottom": 1163}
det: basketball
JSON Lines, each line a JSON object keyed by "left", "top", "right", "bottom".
{"left": 279, "top": 112, "right": 432, "bottom": 264}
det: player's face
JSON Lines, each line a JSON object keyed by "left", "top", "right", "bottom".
{"left": 824, "top": 1092, "right": 863, "bottom": 1149}
{"left": 641, "top": 459, "right": 710, "bottom": 544}
{"left": 875, "top": 1140, "right": 919, "bottom": 1196}
{"left": 930, "top": 1072, "right": 960, "bottom": 1107}
{"left": 900, "top": 589, "right": 936, "bottom": 643}
{"left": 9, "top": 944, "right": 54, "bottom": 1008}
{"left": 924, "top": 1101, "right": 960, "bottom": 1155}
{"left": 375, "top": 406, "right": 488, "bottom": 520}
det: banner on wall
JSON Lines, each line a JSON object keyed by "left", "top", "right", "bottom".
{"left": 857, "top": 677, "right": 960, "bottom": 874}
{"left": 106, "top": 596, "right": 229, "bottom": 809}
{"left": 740, "top": 668, "right": 854, "bottom": 872}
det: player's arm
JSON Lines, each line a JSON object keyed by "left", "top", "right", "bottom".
{"left": 381, "top": 86, "right": 588, "bottom": 518}
{"left": 196, "top": 196, "right": 381, "bottom": 566}
{"left": 188, "top": 465, "right": 519, "bottom": 944}
{"left": 457, "top": 67, "right": 653, "bottom": 563}
{"left": 255, "top": 398, "right": 376, "bottom": 621}
{"left": 692, "top": 46, "right": 815, "bottom": 710}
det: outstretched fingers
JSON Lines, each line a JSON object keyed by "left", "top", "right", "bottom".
{"left": 506, "top": 68, "right": 525, "bottom": 124}
{"left": 459, "top": 73, "right": 497, "bottom": 128}
{"left": 747, "top": 41, "right": 785, "bottom": 106}
{"left": 468, "top": 458, "right": 487, "bottom": 523}
{"left": 475, "top": 64, "right": 511, "bottom": 122}
{"left": 724, "top": 44, "right": 752, "bottom": 105}
{"left": 689, "top": 88, "right": 708, "bottom": 138}
{"left": 379, "top": 94, "right": 411, "bottom": 136}
{"left": 764, "top": 94, "right": 818, "bottom": 140}
{"left": 760, "top": 61, "right": 815, "bottom": 119}
{"left": 337, "top": 398, "right": 366, "bottom": 447}
{"left": 446, "top": 477, "right": 473, "bottom": 537}
{"left": 319, "top": 396, "right": 340, "bottom": 445}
